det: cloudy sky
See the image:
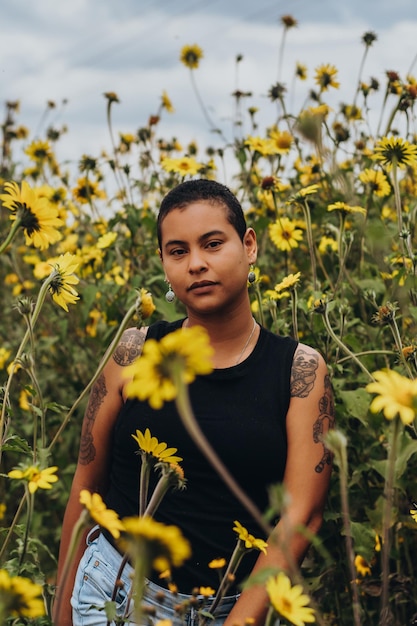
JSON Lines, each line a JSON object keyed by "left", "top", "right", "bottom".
{"left": 2, "top": 0, "right": 417, "bottom": 177}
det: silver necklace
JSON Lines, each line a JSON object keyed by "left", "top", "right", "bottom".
{"left": 234, "top": 317, "right": 257, "bottom": 365}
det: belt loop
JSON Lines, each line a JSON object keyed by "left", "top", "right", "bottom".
{"left": 86, "top": 524, "right": 100, "bottom": 545}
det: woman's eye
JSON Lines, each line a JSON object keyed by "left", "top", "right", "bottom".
{"left": 207, "top": 240, "right": 222, "bottom": 249}
{"left": 171, "top": 248, "right": 186, "bottom": 256}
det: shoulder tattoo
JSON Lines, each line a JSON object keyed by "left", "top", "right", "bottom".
{"left": 112, "top": 328, "right": 146, "bottom": 366}
{"left": 313, "top": 374, "right": 335, "bottom": 473}
{"left": 290, "top": 348, "right": 319, "bottom": 398}
{"left": 79, "top": 373, "right": 107, "bottom": 465}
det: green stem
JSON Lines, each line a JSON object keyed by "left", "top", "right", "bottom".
{"left": 18, "top": 489, "right": 34, "bottom": 572}
{"left": 47, "top": 301, "right": 137, "bottom": 453}
{"left": 127, "top": 542, "right": 149, "bottom": 625}
{"left": 321, "top": 307, "right": 374, "bottom": 381}
{"left": 173, "top": 370, "right": 271, "bottom": 536}
{"left": 204, "top": 543, "right": 245, "bottom": 620}
{"left": 290, "top": 289, "right": 299, "bottom": 341}
{"left": 53, "top": 510, "right": 89, "bottom": 621}
{"left": 0, "top": 492, "right": 27, "bottom": 564}
{"left": 143, "top": 473, "right": 171, "bottom": 518}
{"left": 302, "top": 200, "right": 318, "bottom": 291}
{"left": 0, "top": 275, "right": 53, "bottom": 463}
{"left": 139, "top": 457, "right": 151, "bottom": 517}
{"left": 380, "top": 417, "right": 401, "bottom": 625}
{"left": 0, "top": 217, "right": 22, "bottom": 254}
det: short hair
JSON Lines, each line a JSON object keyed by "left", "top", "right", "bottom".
{"left": 157, "top": 179, "right": 247, "bottom": 248}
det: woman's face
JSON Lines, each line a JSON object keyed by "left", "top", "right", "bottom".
{"left": 160, "top": 200, "right": 257, "bottom": 316}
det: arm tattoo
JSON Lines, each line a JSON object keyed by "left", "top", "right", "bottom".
{"left": 79, "top": 373, "right": 107, "bottom": 465}
{"left": 112, "top": 328, "right": 146, "bottom": 366}
{"left": 290, "top": 349, "right": 319, "bottom": 398}
{"left": 313, "top": 375, "right": 335, "bottom": 473}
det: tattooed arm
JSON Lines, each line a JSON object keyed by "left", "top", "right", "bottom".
{"left": 224, "top": 343, "right": 334, "bottom": 626}
{"left": 53, "top": 327, "right": 147, "bottom": 626}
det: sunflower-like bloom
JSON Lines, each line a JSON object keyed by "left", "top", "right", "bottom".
{"left": 180, "top": 44, "right": 203, "bottom": 69}
{"left": 124, "top": 326, "right": 214, "bottom": 409}
{"left": 359, "top": 168, "right": 391, "bottom": 197}
{"left": 372, "top": 137, "right": 417, "bottom": 170}
{"left": 275, "top": 272, "right": 301, "bottom": 294}
{"left": 72, "top": 176, "right": 106, "bottom": 204}
{"left": 8, "top": 465, "right": 58, "bottom": 494}
{"left": 0, "top": 569, "right": 45, "bottom": 619}
{"left": 47, "top": 252, "right": 80, "bottom": 311}
{"left": 232, "top": 520, "right": 268, "bottom": 554}
{"left": 266, "top": 572, "right": 315, "bottom": 626}
{"left": 314, "top": 63, "right": 340, "bottom": 91}
{"left": 161, "top": 156, "right": 203, "bottom": 176}
{"left": 327, "top": 202, "right": 366, "bottom": 216}
{"left": 244, "top": 136, "right": 274, "bottom": 156}
{"left": 0, "top": 180, "right": 63, "bottom": 249}
{"left": 132, "top": 428, "right": 183, "bottom": 464}
{"left": 268, "top": 128, "right": 293, "bottom": 154}
{"left": 96, "top": 232, "right": 117, "bottom": 249}
{"left": 79, "top": 490, "right": 125, "bottom": 539}
{"left": 121, "top": 516, "right": 191, "bottom": 571}
{"left": 295, "top": 62, "right": 307, "bottom": 81}
{"left": 410, "top": 505, "right": 417, "bottom": 523}
{"left": 354, "top": 554, "right": 371, "bottom": 577}
{"left": 269, "top": 217, "right": 303, "bottom": 252}
{"left": 366, "top": 368, "right": 417, "bottom": 425}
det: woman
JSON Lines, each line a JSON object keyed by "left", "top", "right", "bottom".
{"left": 54, "top": 179, "right": 334, "bottom": 625}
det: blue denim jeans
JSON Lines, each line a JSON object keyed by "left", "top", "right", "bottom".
{"left": 71, "top": 527, "right": 239, "bottom": 625}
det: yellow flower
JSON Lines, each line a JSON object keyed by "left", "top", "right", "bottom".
{"left": 275, "top": 272, "right": 301, "bottom": 294}
{"left": 354, "top": 554, "right": 371, "bottom": 577}
{"left": 372, "top": 137, "right": 417, "bottom": 170}
{"left": 410, "top": 504, "right": 417, "bottom": 523}
{"left": 8, "top": 465, "right": 58, "bottom": 494}
{"left": 208, "top": 558, "right": 227, "bottom": 569}
{"left": 366, "top": 369, "right": 417, "bottom": 425}
{"left": 0, "top": 569, "right": 45, "bottom": 619}
{"left": 289, "top": 184, "right": 320, "bottom": 202}
{"left": 48, "top": 252, "right": 80, "bottom": 312}
{"left": 72, "top": 176, "right": 106, "bottom": 204}
{"left": 375, "top": 534, "right": 382, "bottom": 552}
{"left": 132, "top": 428, "right": 183, "bottom": 464}
{"left": 180, "top": 44, "right": 203, "bottom": 69}
{"left": 79, "top": 490, "right": 125, "bottom": 539}
{"left": 268, "top": 128, "right": 293, "bottom": 154}
{"left": 24, "top": 139, "right": 53, "bottom": 162}
{"left": 121, "top": 516, "right": 191, "bottom": 571}
{"left": 161, "top": 156, "right": 203, "bottom": 176}
{"left": 266, "top": 572, "right": 315, "bottom": 626}
{"left": 0, "top": 348, "right": 11, "bottom": 369}
{"left": 137, "top": 288, "right": 156, "bottom": 320}
{"left": 0, "top": 504, "right": 6, "bottom": 521}
{"left": 232, "top": 520, "right": 268, "bottom": 554}
{"left": 295, "top": 62, "right": 307, "bottom": 80}
{"left": 269, "top": 217, "right": 303, "bottom": 252}
{"left": 19, "top": 389, "right": 31, "bottom": 411}
{"left": 0, "top": 180, "right": 63, "bottom": 250}
{"left": 327, "top": 202, "right": 366, "bottom": 216}
{"left": 97, "top": 232, "right": 117, "bottom": 249}
{"left": 314, "top": 63, "right": 340, "bottom": 91}
{"left": 244, "top": 136, "right": 275, "bottom": 156}
{"left": 199, "top": 586, "right": 215, "bottom": 597}
{"left": 318, "top": 236, "right": 338, "bottom": 254}
{"left": 359, "top": 168, "right": 391, "bottom": 197}
{"left": 161, "top": 91, "right": 175, "bottom": 113}
{"left": 124, "top": 326, "right": 214, "bottom": 410}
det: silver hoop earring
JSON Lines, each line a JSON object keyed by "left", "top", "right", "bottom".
{"left": 165, "top": 283, "right": 175, "bottom": 303}
{"left": 248, "top": 265, "right": 256, "bottom": 284}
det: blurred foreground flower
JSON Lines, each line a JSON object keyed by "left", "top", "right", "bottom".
{"left": 0, "top": 180, "right": 63, "bottom": 251}
{"left": 180, "top": 44, "right": 203, "bottom": 69}
{"left": 366, "top": 369, "right": 417, "bottom": 425}
{"left": 124, "top": 326, "right": 214, "bottom": 409}
{"left": 80, "top": 490, "right": 125, "bottom": 539}
{"left": 0, "top": 569, "right": 45, "bottom": 622}
{"left": 266, "top": 571, "right": 315, "bottom": 626}
{"left": 47, "top": 252, "right": 80, "bottom": 311}
{"left": 120, "top": 516, "right": 191, "bottom": 572}
{"left": 8, "top": 465, "right": 58, "bottom": 494}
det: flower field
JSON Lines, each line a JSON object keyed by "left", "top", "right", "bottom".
{"left": 1, "top": 18, "right": 417, "bottom": 626}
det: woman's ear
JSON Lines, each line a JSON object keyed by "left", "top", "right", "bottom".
{"left": 244, "top": 227, "right": 257, "bottom": 264}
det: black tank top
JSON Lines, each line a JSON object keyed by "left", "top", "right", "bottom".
{"left": 104, "top": 319, "right": 298, "bottom": 592}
